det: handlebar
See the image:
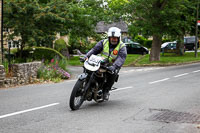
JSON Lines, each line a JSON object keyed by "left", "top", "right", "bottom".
{"left": 80, "top": 56, "right": 115, "bottom": 74}
{"left": 100, "top": 65, "right": 114, "bottom": 74}
{"left": 107, "top": 67, "right": 115, "bottom": 74}
{"left": 79, "top": 57, "right": 87, "bottom": 63}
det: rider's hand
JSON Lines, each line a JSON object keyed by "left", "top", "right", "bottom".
{"left": 107, "top": 65, "right": 116, "bottom": 74}
{"left": 80, "top": 56, "right": 88, "bottom": 62}
{"left": 83, "top": 56, "right": 88, "bottom": 61}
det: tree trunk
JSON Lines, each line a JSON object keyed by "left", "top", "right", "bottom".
{"left": 150, "top": 34, "right": 162, "bottom": 61}
{"left": 176, "top": 35, "right": 184, "bottom": 56}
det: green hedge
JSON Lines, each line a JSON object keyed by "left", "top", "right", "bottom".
{"left": 134, "top": 35, "right": 171, "bottom": 48}
{"left": 134, "top": 35, "right": 152, "bottom": 48}
{"left": 16, "top": 47, "right": 65, "bottom": 61}
{"left": 32, "top": 47, "right": 65, "bottom": 60}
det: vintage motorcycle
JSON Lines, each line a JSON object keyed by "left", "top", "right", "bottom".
{"left": 69, "top": 54, "right": 118, "bottom": 110}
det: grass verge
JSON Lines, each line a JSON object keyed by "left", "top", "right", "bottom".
{"left": 67, "top": 52, "right": 200, "bottom": 67}
{"left": 136, "top": 52, "right": 200, "bottom": 66}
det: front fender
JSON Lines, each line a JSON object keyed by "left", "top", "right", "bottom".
{"left": 78, "top": 73, "right": 88, "bottom": 81}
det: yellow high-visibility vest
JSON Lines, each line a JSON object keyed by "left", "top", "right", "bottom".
{"left": 101, "top": 39, "right": 125, "bottom": 62}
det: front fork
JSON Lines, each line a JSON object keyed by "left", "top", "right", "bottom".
{"left": 78, "top": 72, "right": 95, "bottom": 99}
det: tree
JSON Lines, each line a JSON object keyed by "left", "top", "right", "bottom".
{"left": 123, "top": 0, "right": 197, "bottom": 61}
{"left": 4, "top": 0, "right": 108, "bottom": 54}
{"left": 164, "top": 0, "right": 197, "bottom": 55}
{"left": 4, "top": 0, "right": 64, "bottom": 51}
{"left": 4, "top": 0, "right": 41, "bottom": 57}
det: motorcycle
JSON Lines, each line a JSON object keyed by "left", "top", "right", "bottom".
{"left": 69, "top": 54, "right": 117, "bottom": 110}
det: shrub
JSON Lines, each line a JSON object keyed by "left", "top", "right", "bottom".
{"left": 134, "top": 35, "right": 146, "bottom": 45}
{"left": 37, "top": 58, "right": 70, "bottom": 82}
{"left": 54, "top": 39, "right": 67, "bottom": 53}
{"left": 15, "top": 47, "right": 65, "bottom": 62}
{"left": 145, "top": 40, "right": 152, "bottom": 48}
{"left": 134, "top": 35, "right": 151, "bottom": 48}
{"left": 134, "top": 35, "right": 172, "bottom": 48}
{"left": 32, "top": 47, "right": 65, "bottom": 61}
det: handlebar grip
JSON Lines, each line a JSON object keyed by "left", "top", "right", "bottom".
{"left": 106, "top": 67, "right": 115, "bottom": 74}
{"left": 79, "top": 57, "right": 85, "bottom": 63}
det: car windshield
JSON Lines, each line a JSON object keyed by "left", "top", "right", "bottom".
{"left": 185, "top": 37, "right": 195, "bottom": 43}
{"left": 161, "top": 42, "right": 170, "bottom": 48}
{"left": 126, "top": 43, "right": 141, "bottom": 48}
{"left": 127, "top": 40, "right": 139, "bottom": 44}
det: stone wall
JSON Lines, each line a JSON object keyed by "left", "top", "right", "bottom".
{"left": 0, "top": 62, "right": 41, "bottom": 88}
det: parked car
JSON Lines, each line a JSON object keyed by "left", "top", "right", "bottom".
{"left": 161, "top": 41, "right": 187, "bottom": 53}
{"left": 184, "top": 36, "right": 199, "bottom": 50}
{"left": 161, "top": 41, "right": 177, "bottom": 52}
{"left": 125, "top": 41, "right": 149, "bottom": 55}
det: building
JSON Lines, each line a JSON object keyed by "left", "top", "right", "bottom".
{"left": 3, "top": 28, "right": 21, "bottom": 49}
{"left": 95, "top": 21, "right": 128, "bottom": 38}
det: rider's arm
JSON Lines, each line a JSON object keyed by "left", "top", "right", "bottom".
{"left": 113, "top": 46, "right": 127, "bottom": 69}
{"left": 85, "top": 40, "right": 104, "bottom": 58}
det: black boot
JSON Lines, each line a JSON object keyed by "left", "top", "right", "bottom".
{"left": 103, "top": 88, "right": 110, "bottom": 101}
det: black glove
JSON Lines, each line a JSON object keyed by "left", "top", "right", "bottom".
{"left": 107, "top": 65, "right": 116, "bottom": 74}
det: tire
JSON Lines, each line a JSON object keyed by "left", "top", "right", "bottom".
{"left": 69, "top": 79, "right": 86, "bottom": 110}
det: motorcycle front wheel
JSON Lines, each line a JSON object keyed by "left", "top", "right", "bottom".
{"left": 69, "top": 79, "right": 86, "bottom": 110}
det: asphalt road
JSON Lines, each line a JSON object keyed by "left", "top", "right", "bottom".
{"left": 0, "top": 63, "right": 200, "bottom": 133}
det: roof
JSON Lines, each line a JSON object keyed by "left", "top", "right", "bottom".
{"left": 95, "top": 21, "right": 128, "bottom": 33}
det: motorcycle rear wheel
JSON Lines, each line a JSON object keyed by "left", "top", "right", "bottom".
{"left": 69, "top": 79, "right": 86, "bottom": 110}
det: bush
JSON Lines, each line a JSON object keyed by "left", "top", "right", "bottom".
{"left": 33, "top": 47, "right": 65, "bottom": 61}
{"left": 37, "top": 58, "right": 70, "bottom": 82}
{"left": 54, "top": 39, "right": 67, "bottom": 53}
{"left": 134, "top": 35, "right": 152, "bottom": 48}
{"left": 134, "top": 35, "right": 172, "bottom": 48}
{"left": 15, "top": 47, "right": 65, "bottom": 62}
{"left": 145, "top": 40, "right": 152, "bottom": 48}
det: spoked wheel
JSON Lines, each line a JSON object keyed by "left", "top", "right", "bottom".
{"left": 69, "top": 79, "right": 86, "bottom": 110}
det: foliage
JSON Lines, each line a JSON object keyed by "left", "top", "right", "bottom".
{"left": 54, "top": 39, "right": 67, "bottom": 53}
{"left": 133, "top": 35, "right": 171, "bottom": 48}
{"left": 122, "top": 0, "right": 197, "bottom": 61}
{"left": 4, "top": 0, "right": 40, "bottom": 50}
{"left": 30, "top": 47, "right": 65, "bottom": 61}
{"left": 125, "top": 0, "right": 196, "bottom": 37}
{"left": 106, "top": 0, "right": 129, "bottom": 21}
{"left": 37, "top": 58, "right": 70, "bottom": 82}
{"left": 4, "top": 0, "right": 106, "bottom": 53}
{"left": 2, "top": 61, "right": 9, "bottom": 75}
{"left": 14, "top": 47, "right": 65, "bottom": 62}
{"left": 68, "top": 34, "right": 97, "bottom": 54}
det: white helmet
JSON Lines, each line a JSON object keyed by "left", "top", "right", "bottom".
{"left": 107, "top": 27, "right": 121, "bottom": 38}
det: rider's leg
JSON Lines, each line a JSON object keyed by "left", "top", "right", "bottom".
{"left": 103, "top": 72, "right": 118, "bottom": 100}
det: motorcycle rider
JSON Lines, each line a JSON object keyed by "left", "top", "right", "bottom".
{"left": 84, "top": 27, "right": 127, "bottom": 100}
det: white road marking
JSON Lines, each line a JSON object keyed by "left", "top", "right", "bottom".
{"left": 65, "top": 79, "right": 77, "bottom": 82}
{"left": 193, "top": 70, "right": 200, "bottom": 73}
{"left": 174, "top": 73, "right": 189, "bottom": 78}
{"left": 112, "top": 86, "right": 133, "bottom": 92}
{"left": 120, "top": 67, "right": 164, "bottom": 74}
{"left": 0, "top": 103, "right": 60, "bottom": 119}
{"left": 149, "top": 78, "right": 170, "bottom": 84}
